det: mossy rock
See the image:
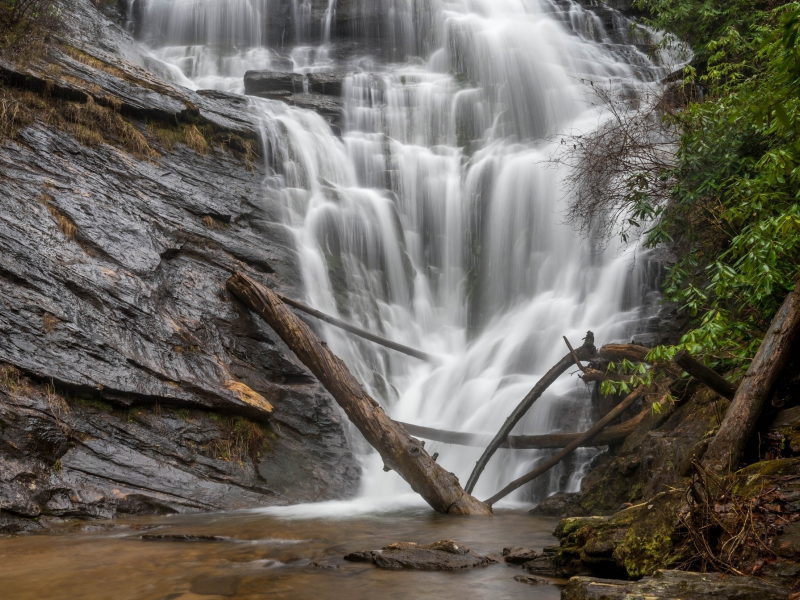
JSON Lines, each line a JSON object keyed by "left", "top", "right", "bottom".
{"left": 551, "top": 489, "right": 685, "bottom": 579}
{"left": 732, "top": 457, "right": 800, "bottom": 498}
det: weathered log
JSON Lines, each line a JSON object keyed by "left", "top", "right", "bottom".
{"left": 580, "top": 368, "right": 609, "bottom": 383}
{"left": 483, "top": 386, "right": 645, "bottom": 506}
{"left": 702, "top": 280, "right": 800, "bottom": 475}
{"left": 672, "top": 350, "right": 736, "bottom": 400}
{"left": 464, "top": 332, "right": 597, "bottom": 494}
{"left": 399, "top": 408, "right": 648, "bottom": 449}
{"left": 226, "top": 272, "right": 491, "bottom": 515}
{"left": 598, "top": 344, "right": 650, "bottom": 363}
{"left": 275, "top": 293, "right": 435, "bottom": 362}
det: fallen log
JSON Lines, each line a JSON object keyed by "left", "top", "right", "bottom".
{"left": 598, "top": 344, "right": 650, "bottom": 363}
{"left": 672, "top": 350, "right": 736, "bottom": 400}
{"left": 226, "top": 272, "right": 491, "bottom": 515}
{"left": 399, "top": 408, "right": 648, "bottom": 449}
{"left": 702, "top": 279, "right": 800, "bottom": 475}
{"left": 483, "top": 386, "right": 646, "bottom": 506}
{"left": 464, "top": 332, "right": 597, "bottom": 494}
{"left": 275, "top": 293, "right": 435, "bottom": 362}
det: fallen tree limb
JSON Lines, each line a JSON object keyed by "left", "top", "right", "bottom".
{"left": 483, "top": 386, "right": 646, "bottom": 506}
{"left": 226, "top": 272, "right": 491, "bottom": 515}
{"left": 464, "top": 332, "right": 597, "bottom": 494}
{"left": 672, "top": 350, "right": 736, "bottom": 400}
{"left": 274, "top": 293, "right": 435, "bottom": 362}
{"left": 702, "top": 279, "right": 800, "bottom": 475}
{"left": 598, "top": 344, "right": 650, "bottom": 363}
{"left": 399, "top": 408, "right": 648, "bottom": 449}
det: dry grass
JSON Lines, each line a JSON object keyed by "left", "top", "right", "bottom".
{"left": 204, "top": 415, "right": 272, "bottom": 465}
{"left": 146, "top": 120, "right": 212, "bottom": 154}
{"left": 1, "top": 86, "right": 157, "bottom": 158}
{"left": 42, "top": 195, "right": 78, "bottom": 240}
{"left": 42, "top": 312, "right": 59, "bottom": 333}
{"left": 60, "top": 45, "right": 129, "bottom": 81}
{"left": 184, "top": 124, "right": 209, "bottom": 154}
{"left": 201, "top": 215, "right": 227, "bottom": 230}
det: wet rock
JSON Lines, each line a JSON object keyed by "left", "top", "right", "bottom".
{"left": 502, "top": 546, "right": 539, "bottom": 564}
{"left": 774, "top": 521, "right": 800, "bottom": 560}
{"left": 562, "top": 570, "right": 789, "bottom": 600}
{"left": 0, "top": 0, "right": 361, "bottom": 533}
{"left": 307, "top": 73, "right": 347, "bottom": 97}
{"left": 529, "top": 492, "right": 585, "bottom": 517}
{"left": 244, "top": 71, "right": 305, "bottom": 96}
{"left": 512, "top": 574, "right": 553, "bottom": 585}
{"left": 343, "top": 540, "right": 490, "bottom": 570}
{"left": 307, "top": 562, "right": 339, "bottom": 570}
{"left": 531, "top": 490, "right": 684, "bottom": 580}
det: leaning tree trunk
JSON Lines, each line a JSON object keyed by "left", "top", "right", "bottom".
{"left": 702, "top": 279, "right": 800, "bottom": 475}
{"left": 464, "top": 332, "right": 596, "bottom": 493}
{"left": 226, "top": 272, "right": 492, "bottom": 515}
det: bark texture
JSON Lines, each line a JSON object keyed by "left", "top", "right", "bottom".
{"left": 703, "top": 280, "right": 800, "bottom": 475}
{"left": 226, "top": 272, "right": 492, "bottom": 515}
{"left": 672, "top": 350, "right": 737, "bottom": 400}
{"left": 464, "top": 332, "right": 596, "bottom": 493}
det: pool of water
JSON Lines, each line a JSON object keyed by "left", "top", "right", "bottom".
{"left": 0, "top": 504, "right": 562, "bottom": 599}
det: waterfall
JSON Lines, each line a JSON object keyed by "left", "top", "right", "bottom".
{"left": 138, "top": 0, "right": 673, "bottom": 506}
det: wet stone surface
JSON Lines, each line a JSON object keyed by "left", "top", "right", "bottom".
{"left": 344, "top": 540, "right": 491, "bottom": 570}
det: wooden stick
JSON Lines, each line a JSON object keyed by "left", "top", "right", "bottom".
{"left": 274, "top": 293, "right": 435, "bottom": 362}
{"left": 564, "top": 335, "right": 587, "bottom": 372}
{"left": 672, "top": 350, "right": 737, "bottom": 400}
{"left": 464, "top": 332, "right": 596, "bottom": 494}
{"left": 226, "top": 272, "right": 491, "bottom": 515}
{"left": 400, "top": 408, "right": 648, "bottom": 449}
{"left": 702, "top": 279, "right": 800, "bottom": 475}
{"left": 484, "top": 386, "right": 645, "bottom": 506}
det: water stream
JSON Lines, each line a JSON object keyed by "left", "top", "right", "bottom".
{"left": 136, "top": 0, "right": 673, "bottom": 506}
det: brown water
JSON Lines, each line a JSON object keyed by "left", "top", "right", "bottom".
{"left": 0, "top": 504, "right": 563, "bottom": 600}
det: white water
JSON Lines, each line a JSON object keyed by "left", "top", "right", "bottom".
{"left": 137, "top": 0, "right": 673, "bottom": 508}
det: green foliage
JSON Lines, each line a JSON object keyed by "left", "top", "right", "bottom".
{"left": 631, "top": 0, "right": 800, "bottom": 367}
{"left": 0, "top": 0, "right": 62, "bottom": 54}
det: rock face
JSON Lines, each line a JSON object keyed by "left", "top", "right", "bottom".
{"left": 0, "top": 0, "right": 360, "bottom": 532}
{"left": 243, "top": 70, "right": 346, "bottom": 134}
{"left": 344, "top": 540, "right": 490, "bottom": 570}
{"left": 562, "top": 570, "right": 789, "bottom": 600}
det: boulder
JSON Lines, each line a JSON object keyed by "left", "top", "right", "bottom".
{"left": 502, "top": 546, "right": 539, "bottom": 564}
{"left": 307, "top": 72, "right": 347, "bottom": 97}
{"left": 344, "top": 540, "right": 490, "bottom": 570}
{"left": 562, "top": 570, "right": 789, "bottom": 600}
{"left": 243, "top": 71, "right": 305, "bottom": 96}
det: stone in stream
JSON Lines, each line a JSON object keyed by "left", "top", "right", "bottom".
{"left": 562, "top": 570, "right": 789, "bottom": 600}
{"left": 344, "top": 540, "right": 490, "bottom": 570}
{"left": 502, "top": 546, "right": 539, "bottom": 564}
{"left": 513, "top": 574, "right": 554, "bottom": 585}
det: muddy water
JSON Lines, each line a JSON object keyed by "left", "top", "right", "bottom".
{"left": 0, "top": 506, "right": 561, "bottom": 599}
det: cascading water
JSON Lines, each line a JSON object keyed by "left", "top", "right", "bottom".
{"left": 136, "top": 0, "right": 674, "bottom": 507}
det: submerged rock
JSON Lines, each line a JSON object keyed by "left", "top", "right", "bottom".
{"left": 512, "top": 574, "right": 553, "bottom": 586}
{"left": 562, "top": 570, "right": 789, "bottom": 600}
{"left": 344, "top": 540, "right": 490, "bottom": 570}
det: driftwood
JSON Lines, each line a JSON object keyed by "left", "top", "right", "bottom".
{"left": 226, "top": 272, "right": 491, "bottom": 515}
{"left": 464, "top": 332, "right": 597, "bottom": 494}
{"left": 703, "top": 280, "right": 800, "bottom": 475}
{"left": 400, "top": 408, "right": 648, "bottom": 449}
{"left": 672, "top": 350, "right": 736, "bottom": 400}
{"left": 483, "top": 386, "right": 646, "bottom": 506}
{"left": 275, "top": 293, "right": 435, "bottom": 362}
{"left": 598, "top": 343, "right": 650, "bottom": 363}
